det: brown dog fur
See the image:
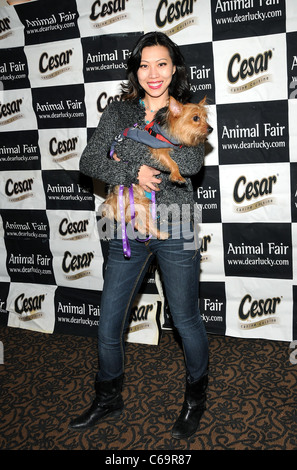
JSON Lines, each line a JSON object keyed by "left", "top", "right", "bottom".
{"left": 102, "top": 96, "right": 212, "bottom": 239}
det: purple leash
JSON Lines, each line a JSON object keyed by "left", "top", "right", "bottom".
{"left": 119, "top": 185, "right": 156, "bottom": 258}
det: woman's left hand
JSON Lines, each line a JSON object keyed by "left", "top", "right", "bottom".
{"left": 137, "top": 164, "right": 162, "bottom": 192}
{"left": 112, "top": 153, "right": 121, "bottom": 162}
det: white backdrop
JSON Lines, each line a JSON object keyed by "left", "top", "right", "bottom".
{"left": 0, "top": 0, "right": 296, "bottom": 343}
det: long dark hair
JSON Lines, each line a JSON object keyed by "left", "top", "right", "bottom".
{"left": 121, "top": 32, "right": 191, "bottom": 104}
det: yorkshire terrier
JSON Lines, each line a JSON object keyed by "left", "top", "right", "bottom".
{"left": 102, "top": 96, "right": 212, "bottom": 240}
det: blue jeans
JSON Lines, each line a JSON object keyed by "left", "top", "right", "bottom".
{"left": 97, "top": 220, "right": 209, "bottom": 383}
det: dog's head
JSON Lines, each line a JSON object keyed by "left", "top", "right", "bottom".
{"left": 158, "top": 97, "right": 212, "bottom": 146}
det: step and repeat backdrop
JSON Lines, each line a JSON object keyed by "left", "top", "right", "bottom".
{"left": 0, "top": 0, "right": 296, "bottom": 343}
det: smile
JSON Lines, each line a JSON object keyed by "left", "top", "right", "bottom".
{"left": 147, "top": 81, "right": 163, "bottom": 89}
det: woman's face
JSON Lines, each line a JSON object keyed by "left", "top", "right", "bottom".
{"left": 137, "top": 45, "right": 176, "bottom": 100}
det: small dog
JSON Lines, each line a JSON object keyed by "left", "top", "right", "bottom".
{"left": 103, "top": 96, "right": 212, "bottom": 240}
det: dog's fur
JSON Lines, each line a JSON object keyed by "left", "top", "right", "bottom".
{"left": 102, "top": 96, "right": 212, "bottom": 239}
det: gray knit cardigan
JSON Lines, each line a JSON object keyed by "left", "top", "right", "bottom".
{"left": 79, "top": 99, "right": 205, "bottom": 220}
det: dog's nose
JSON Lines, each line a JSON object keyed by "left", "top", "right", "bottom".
{"left": 208, "top": 126, "right": 213, "bottom": 134}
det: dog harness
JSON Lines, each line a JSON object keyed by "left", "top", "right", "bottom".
{"left": 109, "top": 121, "right": 181, "bottom": 158}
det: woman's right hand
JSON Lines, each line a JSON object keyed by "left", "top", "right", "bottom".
{"left": 137, "top": 165, "right": 162, "bottom": 192}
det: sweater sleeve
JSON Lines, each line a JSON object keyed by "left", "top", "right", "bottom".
{"left": 114, "top": 134, "right": 205, "bottom": 178}
{"left": 79, "top": 102, "right": 151, "bottom": 187}
{"left": 167, "top": 143, "right": 205, "bottom": 176}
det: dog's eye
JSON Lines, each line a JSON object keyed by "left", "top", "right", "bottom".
{"left": 193, "top": 115, "right": 200, "bottom": 122}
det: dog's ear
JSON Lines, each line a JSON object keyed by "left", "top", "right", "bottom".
{"left": 199, "top": 96, "right": 207, "bottom": 106}
{"left": 169, "top": 96, "right": 183, "bottom": 117}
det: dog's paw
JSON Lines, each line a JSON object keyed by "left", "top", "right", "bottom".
{"left": 170, "top": 174, "right": 186, "bottom": 184}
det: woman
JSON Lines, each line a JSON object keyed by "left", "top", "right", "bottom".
{"left": 69, "top": 31, "right": 209, "bottom": 440}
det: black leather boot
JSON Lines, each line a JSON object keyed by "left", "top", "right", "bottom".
{"left": 172, "top": 374, "right": 208, "bottom": 439}
{"left": 69, "top": 374, "right": 124, "bottom": 431}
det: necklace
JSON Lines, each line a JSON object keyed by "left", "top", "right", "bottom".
{"left": 139, "top": 99, "right": 155, "bottom": 113}
{"left": 139, "top": 98, "right": 168, "bottom": 123}
{"left": 139, "top": 99, "right": 154, "bottom": 124}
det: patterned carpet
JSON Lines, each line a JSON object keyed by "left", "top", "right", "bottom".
{"left": 1, "top": 325, "right": 297, "bottom": 451}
